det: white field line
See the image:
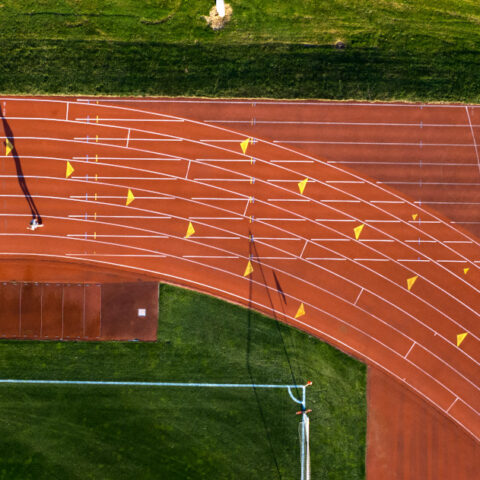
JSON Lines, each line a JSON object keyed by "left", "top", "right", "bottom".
{"left": 1, "top": 244, "right": 479, "bottom": 438}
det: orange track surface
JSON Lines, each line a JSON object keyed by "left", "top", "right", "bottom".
{"left": 0, "top": 96, "right": 479, "bottom": 444}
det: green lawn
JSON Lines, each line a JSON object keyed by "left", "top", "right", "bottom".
{"left": 0, "top": 284, "right": 366, "bottom": 479}
{"left": 0, "top": 1, "right": 479, "bottom": 100}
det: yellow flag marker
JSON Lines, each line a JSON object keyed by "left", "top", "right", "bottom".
{"left": 412, "top": 213, "right": 418, "bottom": 221}
{"left": 126, "top": 189, "right": 135, "bottom": 206}
{"left": 354, "top": 224, "right": 365, "bottom": 240}
{"left": 5, "top": 138, "right": 13, "bottom": 156}
{"left": 185, "top": 222, "right": 195, "bottom": 238}
{"left": 464, "top": 267, "right": 470, "bottom": 275}
{"left": 407, "top": 275, "right": 418, "bottom": 291}
{"left": 65, "top": 161, "right": 74, "bottom": 178}
{"left": 240, "top": 138, "right": 250, "bottom": 155}
{"left": 457, "top": 332, "right": 468, "bottom": 347}
{"left": 243, "top": 260, "right": 254, "bottom": 277}
{"left": 295, "top": 303, "right": 305, "bottom": 319}
{"left": 298, "top": 178, "right": 308, "bottom": 195}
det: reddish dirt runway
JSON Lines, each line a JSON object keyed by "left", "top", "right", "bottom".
{"left": 0, "top": 96, "right": 479, "bottom": 475}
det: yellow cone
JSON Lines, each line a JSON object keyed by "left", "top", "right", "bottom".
{"left": 295, "top": 303, "right": 305, "bottom": 319}
{"left": 298, "top": 178, "right": 308, "bottom": 195}
{"left": 240, "top": 138, "right": 250, "bottom": 155}
{"left": 5, "top": 138, "right": 13, "bottom": 156}
{"left": 126, "top": 188, "right": 135, "bottom": 206}
{"left": 412, "top": 213, "right": 418, "bottom": 221}
{"left": 407, "top": 275, "right": 418, "bottom": 291}
{"left": 457, "top": 332, "right": 468, "bottom": 347}
{"left": 243, "top": 260, "right": 254, "bottom": 277}
{"left": 185, "top": 222, "right": 195, "bottom": 238}
{"left": 354, "top": 224, "right": 365, "bottom": 240}
{"left": 464, "top": 267, "right": 470, "bottom": 275}
{"left": 66, "top": 161, "right": 74, "bottom": 178}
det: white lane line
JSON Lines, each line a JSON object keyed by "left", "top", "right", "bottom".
{"left": 465, "top": 106, "right": 480, "bottom": 174}
{"left": 67, "top": 235, "right": 169, "bottom": 238}
{"left": 65, "top": 102, "right": 69, "bottom": 120}
{"left": 274, "top": 140, "right": 475, "bottom": 147}
{"left": 72, "top": 157, "right": 181, "bottom": 161}
{"left": 194, "top": 178, "right": 250, "bottom": 182}
{"left": 72, "top": 177, "right": 175, "bottom": 180}
{"left": 311, "top": 238, "right": 350, "bottom": 242}
{"left": 365, "top": 220, "right": 401, "bottom": 223}
{"left": 185, "top": 160, "right": 191, "bottom": 179}
{"left": 354, "top": 288, "right": 363, "bottom": 305}
{"left": 437, "top": 260, "right": 465, "bottom": 263}
{"left": 268, "top": 198, "right": 310, "bottom": 202}
{"left": 74, "top": 137, "right": 182, "bottom": 142}
{"left": 371, "top": 200, "right": 404, "bottom": 204}
{"left": 404, "top": 342, "right": 416, "bottom": 359}
{"left": 405, "top": 240, "right": 437, "bottom": 244}
{"left": 183, "top": 255, "right": 239, "bottom": 259}
{"left": 354, "top": 258, "right": 389, "bottom": 262}
{"left": 321, "top": 199, "right": 361, "bottom": 203}
{"left": 326, "top": 180, "right": 365, "bottom": 184}
{"left": 379, "top": 181, "right": 480, "bottom": 186}
{"left": 69, "top": 195, "right": 174, "bottom": 200}
{"left": 305, "top": 257, "right": 347, "bottom": 261}
{"left": 445, "top": 240, "right": 473, "bottom": 244}
{"left": 65, "top": 254, "right": 167, "bottom": 257}
{"left": 189, "top": 217, "right": 242, "bottom": 220}
{"left": 255, "top": 237, "right": 301, "bottom": 241}
{"left": 75, "top": 117, "right": 185, "bottom": 122}
{"left": 329, "top": 161, "right": 477, "bottom": 166}
{"left": 257, "top": 218, "right": 305, "bottom": 221}
{"left": 190, "top": 236, "right": 241, "bottom": 240}
{"left": 417, "top": 201, "right": 480, "bottom": 205}
{"left": 191, "top": 197, "right": 246, "bottom": 201}
{"left": 271, "top": 160, "right": 314, "bottom": 164}
{"left": 360, "top": 239, "right": 395, "bottom": 243}
{"left": 397, "top": 259, "right": 430, "bottom": 262}
{"left": 196, "top": 158, "right": 252, "bottom": 163}
{"left": 300, "top": 240, "right": 308, "bottom": 258}
{"left": 126, "top": 129, "right": 131, "bottom": 148}
{"left": 446, "top": 397, "right": 458, "bottom": 413}
{"left": 68, "top": 215, "right": 171, "bottom": 219}
{"left": 315, "top": 219, "right": 355, "bottom": 222}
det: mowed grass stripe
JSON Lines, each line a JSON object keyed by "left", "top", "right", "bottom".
{"left": 0, "top": 284, "right": 366, "bottom": 479}
{"left": 0, "top": 1, "right": 479, "bottom": 100}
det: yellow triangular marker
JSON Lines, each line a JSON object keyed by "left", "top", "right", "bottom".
{"left": 126, "top": 189, "right": 135, "bottom": 206}
{"left": 407, "top": 275, "right": 418, "bottom": 291}
{"left": 185, "top": 222, "right": 195, "bottom": 238}
{"left": 295, "top": 303, "right": 305, "bottom": 319}
{"left": 66, "top": 161, "right": 74, "bottom": 178}
{"left": 5, "top": 138, "right": 13, "bottom": 156}
{"left": 243, "top": 260, "right": 254, "bottom": 277}
{"left": 240, "top": 138, "right": 250, "bottom": 155}
{"left": 457, "top": 332, "right": 468, "bottom": 347}
{"left": 464, "top": 267, "right": 470, "bottom": 275}
{"left": 354, "top": 224, "right": 365, "bottom": 240}
{"left": 412, "top": 213, "right": 418, "bottom": 221}
{"left": 298, "top": 178, "right": 308, "bottom": 195}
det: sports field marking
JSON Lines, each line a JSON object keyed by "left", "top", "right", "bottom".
{"left": 273, "top": 140, "right": 475, "bottom": 147}
{"left": 1, "top": 250, "right": 478, "bottom": 441}
{"left": 404, "top": 342, "right": 416, "bottom": 359}
{"left": 464, "top": 106, "right": 480, "bottom": 174}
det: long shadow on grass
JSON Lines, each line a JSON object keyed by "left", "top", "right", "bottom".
{"left": 245, "top": 232, "right": 304, "bottom": 479}
{"left": 0, "top": 105, "right": 42, "bottom": 225}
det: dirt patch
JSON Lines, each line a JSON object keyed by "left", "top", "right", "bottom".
{"left": 203, "top": 3, "right": 233, "bottom": 31}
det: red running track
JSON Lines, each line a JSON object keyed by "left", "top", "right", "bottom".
{"left": 0, "top": 96, "right": 479, "bottom": 442}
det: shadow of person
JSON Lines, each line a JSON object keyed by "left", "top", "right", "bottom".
{"left": 0, "top": 105, "right": 42, "bottom": 227}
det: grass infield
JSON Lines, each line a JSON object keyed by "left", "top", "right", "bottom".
{"left": 0, "top": 284, "right": 366, "bottom": 479}
{"left": 0, "top": 1, "right": 479, "bottom": 100}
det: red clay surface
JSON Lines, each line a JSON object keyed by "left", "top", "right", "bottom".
{"left": 0, "top": 96, "right": 479, "bottom": 458}
{"left": 0, "top": 281, "right": 158, "bottom": 341}
{"left": 367, "top": 367, "right": 480, "bottom": 478}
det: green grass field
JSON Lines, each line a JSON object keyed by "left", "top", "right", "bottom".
{"left": 0, "top": 284, "right": 366, "bottom": 479}
{"left": 0, "top": 0, "right": 479, "bottom": 100}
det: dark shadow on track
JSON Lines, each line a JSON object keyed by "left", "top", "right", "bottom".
{"left": 0, "top": 105, "right": 42, "bottom": 225}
